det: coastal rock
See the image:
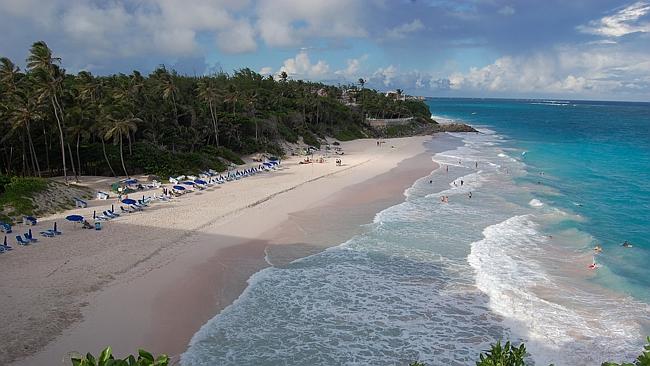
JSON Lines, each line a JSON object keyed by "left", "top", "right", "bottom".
{"left": 435, "top": 123, "right": 478, "bottom": 133}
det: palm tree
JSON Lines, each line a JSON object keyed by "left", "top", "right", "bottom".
{"left": 358, "top": 78, "right": 366, "bottom": 122}
{"left": 159, "top": 70, "right": 178, "bottom": 125}
{"left": 8, "top": 93, "right": 41, "bottom": 176}
{"left": 196, "top": 79, "right": 222, "bottom": 146}
{"left": 224, "top": 84, "right": 239, "bottom": 116}
{"left": 104, "top": 116, "right": 139, "bottom": 178}
{"left": 26, "top": 41, "right": 68, "bottom": 183}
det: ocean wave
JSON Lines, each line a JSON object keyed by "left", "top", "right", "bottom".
{"left": 529, "top": 198, "right": 544, "bottom": 207}
{"left": 467, "top": 215, "right": 650, "bottom": 365}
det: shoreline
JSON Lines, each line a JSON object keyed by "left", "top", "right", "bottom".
{"left": 5, "top": 135, "right": 439, "bottom": 366}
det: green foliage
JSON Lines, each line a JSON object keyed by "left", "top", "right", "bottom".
{"left": 129, "top": 142, "right": 226, "bottom": 177}
{"left": 334, "top": 125, "right": 365, "bottom": 141}
{"left": 301, "top": 131, "right": 321, "bottom": 148}
{"left": 213, "top": 146, "right": 245, "bottom": 165}
{"left": 0, "top": 41, "right": 434, "bottom": 180}
{"left": 476, "top": 341, "right": 528, "bottom": 366}
{"left": 0, "top": 176, "right": 48, "bottom": 216}
{"left": 602, "top": 337, "right": 650, "bottom": 366}
{"left": 0, "top": 174, "right": 11, "bottom": 194}
{"left": 70, "top": 347, "right": 169, "bottom": 366}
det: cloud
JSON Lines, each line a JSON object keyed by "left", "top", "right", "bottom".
{"left": 256, "top": 0, "right": 367, "bottom": 47}
{"left": 215, "top": 20, "right": 257, "bottom": 53}
{"left": 498, "top": 6, "right": 515, "bottom": 16}
{"left": 259, "top": 66, "right": 273, "bottom": 75}
{"left": 278, "top": 51, "right": 330, "bottom": 79}
{"left": 384, "top": 19, "right": 424, "bottom": 40}
{"left": 578, "top": 1, "right": 650, "bottom": 37}
{"left": 335, "top": 55, "right": 368, "bottom": 78}
{"left": 445, "top": 43, "right": 650, "bottom": 97}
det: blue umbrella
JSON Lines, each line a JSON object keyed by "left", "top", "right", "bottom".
{"left": 195, "top": 179, "right": 207, "bottom": 185}
{"left": 122, "top": 198, "right": 137, "bottom": 205}
{"left": 182, "top": 181, "right": 195, "bottom": 185}
{"left": 173, "top": 185, "right": 186, "bottom": 190}
{"left": 66, "top": 215, "right": 84, "bottom": 222}
{"left": 123, "top": 178, "right": 138, "bottom": 184}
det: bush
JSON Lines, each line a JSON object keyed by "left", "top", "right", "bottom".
{"left": 71, "top": 347, "right": 168, "bottom": 366}
{"left": 0, "top": 176, "right": 48, "bottom": 216}
{"left": 301, "top": 131, "right": 321, "bottom": 148}
{"left": 213, "top": 146, "right": 245, "bottom": 165}
{"left": 476, "top": 341, "right": 527, "bottom": 366}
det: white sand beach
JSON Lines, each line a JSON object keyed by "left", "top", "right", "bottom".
{"left": 1, "top": 136, "right": 437, "bottom": 366}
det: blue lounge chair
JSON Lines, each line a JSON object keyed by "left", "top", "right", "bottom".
{"left": 16, "top": 235, "right": 30, "bottom": 245}
{"left": 74, "top": 197, "right": 88, "bottom": 208}
{"left": 103, "top": 211, "right": 117, "bottom": 219}
{"left": 40, "top": 230, "right": 55, "bottom": 238}
{"left": 0, "top": 222, "right": 11, "bottom": 234}
{"left": 51, "top": 222, "right": 62, "bottom": 235}
{"left": 23, "top": 216, "right": 37, "bottom": 225}
{"left": 3, "top": 236, "right": 13, "bottom": 250}
{"left": 26, "top": 230, "right": 38, "bottom": 243}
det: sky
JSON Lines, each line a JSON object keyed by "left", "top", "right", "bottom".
{"left": 1, "top": 0, "right": 649, "bottom": 101}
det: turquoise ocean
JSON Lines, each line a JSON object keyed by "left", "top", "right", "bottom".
{"left": 182, "top": 98, "right": 650, "bottom": 366}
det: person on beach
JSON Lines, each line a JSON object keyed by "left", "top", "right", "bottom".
{"left": 429, "top": 180, "right": 432, "bottom": 184}
{"left": 468, "top": 192, "right": 472, "bottom": 199}
{"left": 460, "top": 180, "right": 464, "bottom": 186}
{"left": 446, "top": 165, "right": 449, "bottom": 173}
{"left": 475, "top": 162, "right": 478, "bottom": 168}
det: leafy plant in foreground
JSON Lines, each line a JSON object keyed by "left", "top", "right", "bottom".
{"left": 71, "top": 347, "right": 169, "bottom": 366}
{"left": 602, "top": 336, "right": 650, "bottom": 366}
{"left": 476, "top": 340, "right": 528, "bottom": 366}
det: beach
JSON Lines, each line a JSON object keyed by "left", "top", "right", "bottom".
{"left": 1, "top": 136, "right": 436, "bottom": 366}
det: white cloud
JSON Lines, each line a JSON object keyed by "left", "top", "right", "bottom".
{"left": 384, "top": 19, "right": 424, "bottom": 40}
{"left": 216, "top": 20, "right": 257, "bottom": 53}
{"left": 259, "top": 66, "right": 273, "bottom": 75}
{"left": 335, "top": 55, "right": 368, "bottom": 77}
{"left": 256, "top": 0, "right": 367, "bottom": 47}
{"left": 371, "top": 65, "right": 398, "bottom": 87}
{"left": 498, "top": 6, "right": 515, "bottom": 16}
{"left": 578, "top": 1, "right": 650, "bottom": 37}
{"left": 279, "top": 51, "right": 330, "bottom": 79}
{"left": 445, "top": 43, "right": 650, "bottom": 97}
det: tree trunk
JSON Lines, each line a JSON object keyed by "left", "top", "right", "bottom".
{"left": 51, "top": 96, "right": 67, "bottom": 184}
{"left": 209, "top": 100, "right": 219, "bottom": 147}
{"left": 67, "top": 142, "right": 78, "bottom": 182}
{"left": 127, "top": 132, "right": 132, "bottom": 156}
{"left": 119, "top": 134, "right": 128, "bottom": 178}
{"left": 42, "top": 125, "right": 51, "bottom": 175}
{"left": 26, "top": 123, "right": 41, "bottom": 177}
{"left": 76, "top": 133, "right": 82, "bottom": 177}
{"left": 101, "top": 137, "right": 117, "bottom": 177}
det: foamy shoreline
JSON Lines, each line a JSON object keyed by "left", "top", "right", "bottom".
{"left": 4, "top": 136, "right": 437, "bottom": 366}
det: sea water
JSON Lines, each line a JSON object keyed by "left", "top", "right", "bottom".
{"left": 182, "top": 99, "right": 650, "bottom": 366}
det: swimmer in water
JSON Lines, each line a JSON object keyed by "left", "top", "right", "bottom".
{"left": 594, "top": 245, "right": 602, "bottom": 253}
{"left": 622, "top": 241, "right": 633, "bottom": 248}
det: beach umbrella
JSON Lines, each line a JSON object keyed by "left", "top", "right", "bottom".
{"left": 182, "top": 181, "right": 195, "bottom": 185}
{"left": 93, "top": 211, "right": 96, "bottom": 219}
{"left": 3, "top": 236, "right": 6, "bottom": 246}
{"left": 66, "top": 215, "right": 84, "bottom": 222}
{"left": 173, "top": 185, "right": 186, "bottom": 191}
{"left": 195, "top": 179, "right": 207, "bottom": 185}
{"left": 111, "top": 204, "right": 114, "bottom": 212}
{"left": 122, "top": 198, "right": 137, "bottom": 205}
{"left": 54, "top": 222, "right": 58, "bottom": 232}
{"left": 28, "top": 229, "right": 32, "bottom": 238}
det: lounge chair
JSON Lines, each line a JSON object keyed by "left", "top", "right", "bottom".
{"left": 0, "top": 222, "right": 11, "bottom": 234}
{"left": 23, "top": 216, "right": 37, "bottom": 225}
{"left": 40, "top": 231, "right": 55, "bottom": 238}
{"left": 2, "top": 236, "right": 13, "bottom": 251}
{"left": 16, "top": 235, "right": 30, "bottom": 245}
{"left": 104, "top": 211, "right": 118, "bottom": 219}
{"left": 74, "top": 197, "right": 88, "bottom": 208}
{"left": 25, "top": 231, "right": 38, "bottom": 243}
